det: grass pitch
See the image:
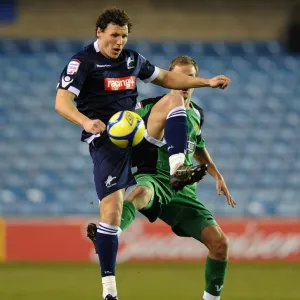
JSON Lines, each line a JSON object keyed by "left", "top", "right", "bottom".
{"left": 0, "top": 262, "right": 299, "bottom": 300}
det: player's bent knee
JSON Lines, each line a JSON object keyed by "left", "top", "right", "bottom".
{"left": 164, "top": 93, "right": 184, "bottom": 109}
{"left": 202, "top": 226, "right": 229, "bottom": 260}
{"left": 101, "top": 211, "right": 122, "bottom": 226}
{"left": 211, "top": 234, "right": 229, "bottom": 261}
{"left": 126, "top": 185, "right": 152, "bottom": 210}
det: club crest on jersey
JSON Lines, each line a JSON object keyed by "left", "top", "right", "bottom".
{"left": 104, "top": 76, "right": 136, "bottom": 91}
{"left": 67, "top": 59, "right": 80, "bottom": 75}
{"left": 127, "top": 57, "right": 134, "bottom": 69}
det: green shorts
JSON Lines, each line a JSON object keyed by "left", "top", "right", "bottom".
{"left": 135, "top": 173, "right": 218, "bottom": 242}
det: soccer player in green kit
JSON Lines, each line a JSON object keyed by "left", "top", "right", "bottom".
{"left": 88, "top": 56, "right": 236, "bottom": 300}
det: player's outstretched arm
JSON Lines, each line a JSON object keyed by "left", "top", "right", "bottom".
{"left": 55, "top": 89, "right": 106, "bottom": 134}
{"left": 194, "top": 147, "right": 236, "bottom": 208}
{"left": 151, "top": 69, "right": 230, "bottom": 90}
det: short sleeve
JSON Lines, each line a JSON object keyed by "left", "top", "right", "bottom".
{"left": 137, "top": 53, "right": 160, "bottom": 83}
{"left": 57, "top": 54, "right": 89, "bottom": 96}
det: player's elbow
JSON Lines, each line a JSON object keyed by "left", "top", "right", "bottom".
{"left": 54, "top": 97, "right": 63, "bottom": 114}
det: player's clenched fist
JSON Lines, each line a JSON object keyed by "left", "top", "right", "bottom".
{"left": 209, "top": 75, "right": 231, "bottom": 89}
{"left": 83, "top": 119, "right": 106, "bottom": 134}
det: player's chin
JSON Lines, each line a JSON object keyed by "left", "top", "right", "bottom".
{"left": 180, "top": 91, "right": 190, "bottom": 99}
{"left": 110, "top": 49, "right": 122, "bottom": 59}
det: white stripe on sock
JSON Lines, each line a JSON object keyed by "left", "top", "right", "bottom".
{"left": 166, "top": 105, "right": 186, "bottom": 119}
{"left": 97, "top": 229, "right": 118, "bottom": 235}
{"left": 97, "top": 222, "right": 120, "bottom": 235}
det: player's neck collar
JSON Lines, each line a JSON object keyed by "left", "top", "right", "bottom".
{"left": 94, "top": 40, "right": 100, "bottom": 53}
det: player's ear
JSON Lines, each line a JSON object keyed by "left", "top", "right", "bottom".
{"left": 96, "top": 27, "right": 102, "bottom": 39}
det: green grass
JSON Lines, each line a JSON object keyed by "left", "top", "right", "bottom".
{"left": 0, "top": 262, "right": 299, "bottom": 299}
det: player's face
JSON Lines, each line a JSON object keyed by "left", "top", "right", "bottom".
{"left": 97, "top": 23, "right": 129, "bottom": 59}
{"left": 171, "top": 64, "right": 197, "bottom": 101}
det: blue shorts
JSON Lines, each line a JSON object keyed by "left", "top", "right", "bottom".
{"left": 89, "top": 134, "right": 136, "bottom": 200}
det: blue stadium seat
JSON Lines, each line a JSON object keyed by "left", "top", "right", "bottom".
{"left": 0, "top": 40, "right": 299, "bottom": 216}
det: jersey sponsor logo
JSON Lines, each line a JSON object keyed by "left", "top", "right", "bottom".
{"left": 67, "top": 59, "right": 80, "bottom": 75}
{"left": 187, "top": 138, "right": 196, "bottom": 153}
{"left": 61, "top": 76, "right": 74, "bottom": 88}
{"left": 105, "top": 175, "right": 117, "bottom": 188}
{"left": 96, "top": 64, "right": 111, "bottom": 68}
{"left": 104, "top": 76, "right": 136, "bottom": 91}
{"left": 127, "top": 57, "right": 135, "bottom": 69}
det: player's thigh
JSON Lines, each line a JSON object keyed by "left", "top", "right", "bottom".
{"left": 147, "top": 93, "right": 184, "bottom": 140}
{"left": 100, "top": 189, "right": 124, "bottom": 225}
{"left": 200, "top": 224, "right": 228, "bottom": 252}
{"left": 124, "top": 184, "right": 153, "bottom": 210}
{"left": 89, "top": 135, "right": 136, "bottom": 201}
{"left": 135, "top": 173, "right": 174, "bottom": 222}
{"left": 160, "top": 193, "right": 218, "bottom": 242}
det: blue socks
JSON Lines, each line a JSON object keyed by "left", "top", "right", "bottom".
{"left": 96, "top": 222, "right": 119, "bottom": 298}
{"left": 164, "top": 105, "right": 188, "bottom": 156}
{"left": 96, "top": 222, "right": 119, "bottom": 277}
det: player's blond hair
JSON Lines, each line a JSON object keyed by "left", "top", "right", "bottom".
{"left": 169, "top": 56, "right": 198, "bottom": 75}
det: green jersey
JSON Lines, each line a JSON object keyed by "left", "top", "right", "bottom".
{"left": 134, "top": 95, "right": 206, "bottom": 177}
{"left": 131, "top": 95, "right": 217, "bottom": 231}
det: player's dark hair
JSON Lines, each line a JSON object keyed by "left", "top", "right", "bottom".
{"left": 169, "top": 56, "right": 198, "bottom": 75}
{"left": 96, "top": 7, "right": 132, "bottom": 35}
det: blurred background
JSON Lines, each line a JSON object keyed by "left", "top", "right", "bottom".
{"left": 0, "top": 0, "right": 300, "bottom": 299}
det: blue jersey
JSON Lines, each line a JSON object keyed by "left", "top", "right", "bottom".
{"left": 57, "top": 40, "right": 159, "bottom": 142}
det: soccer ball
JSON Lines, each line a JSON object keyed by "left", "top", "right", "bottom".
{"left": 107, "top": 110, "right": 145, "bottom": 148}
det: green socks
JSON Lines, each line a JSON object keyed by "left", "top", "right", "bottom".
{"left": 204, "top": 256, "right": 228, "bottom": 297}
{"left": 120, "top": 200, "right": 136, "bottom": 231}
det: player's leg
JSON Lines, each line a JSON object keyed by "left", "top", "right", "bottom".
{"left": 159, "top": 190, "right": 228, "bottom": 300}
{"left": 201, "top": 225, "right": 229, "bottom": 300}
{"left": 88, "top": 174, "right": 173, "bottom": 246}
{"left": 146, "top": 93, "right": 208, "bottom": 190}
{"left": 120, "top": 184, "right": 153, "bottom": 231}
{"left": 87, "top": 185, "right": 153, "bottom": 254}
{"left": 121, "top": 173, "right": 172, "bottom": 230}
{"left": 89, "top": 136, "right": 136, "bottom": 300}
{"left": 97, "top": 190, "right": 123, "bottom": 300}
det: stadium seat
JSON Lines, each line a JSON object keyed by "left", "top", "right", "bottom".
{"left": 1, "top": 40, "right": 299, "bottom": 216}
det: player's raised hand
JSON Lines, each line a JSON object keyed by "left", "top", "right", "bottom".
{"left": 216, "top": 176, "right": 236, "bottom": 208}
{"left": 83, "top": 119, "right": 106, "bottom": 135}
{"left": 209, "top": 75, "right": 231, "bottom": 89}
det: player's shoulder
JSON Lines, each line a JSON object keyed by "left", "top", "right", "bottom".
{"left": 136, "top": 94, "right": 166, "bottom": 109}
{"left": 124, "top": 48, "right": 148, "bottom": 61}
{"left": 69, "top": 43, "right": 95, "bottom": 62}
{"left": 191, "top": 101, "right": 204, "bottom": 126}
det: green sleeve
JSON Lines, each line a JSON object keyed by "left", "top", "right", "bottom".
{"left": 135, "top": 103, "right": 154, "bottom": 118}
{"left": 196, "top": 135, "right": 206, "bottom": 150}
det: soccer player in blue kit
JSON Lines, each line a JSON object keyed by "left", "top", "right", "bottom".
{"left": 55, "top": 7, "right": 231, "bottom": 300}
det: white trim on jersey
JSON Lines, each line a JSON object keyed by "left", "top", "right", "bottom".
{"left": 144, "top": 129, "right": 166, "bottom": 147}
{"left": 192, "top": 106, "right": 201, "bottom": 120}
{"left": 94, "top": 40, "right": 100, "bottom": 53}
{"left": 68, "top": 86, "right": 80, "bottom": 96}
{"left": 143, "top": 66, "right": 160, "bottom": 83}
{"left": 85, "top": 133, "right": 101, "bottom": 144}
{"left": 192, "top": 105, "right": 202, "bottom": 136}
